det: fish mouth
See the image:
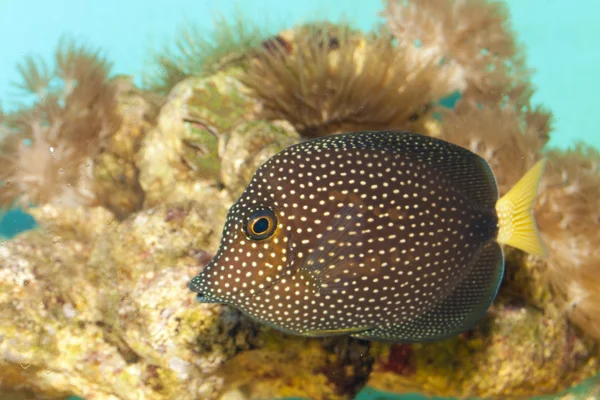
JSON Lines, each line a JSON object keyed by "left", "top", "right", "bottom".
{"left": 187, "top": 276, "right": 201, "bottom": 293}
{"left": 195, "top": 293, "right": 221, "bottom": 304}
{"left": 188, "top": 274, "right": 223, "bottom": 304}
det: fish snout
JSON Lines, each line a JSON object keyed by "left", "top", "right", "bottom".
{"left": 189, "top": 273, "right": 222, "bottom": 304}
{"left": 188, "top": 274, "right": 205, "bottom": 294}
{"left": 194, "top": 292, "right": 222, "bottom": 304}
{"left": 195, "top": 292, "right": 207, "bottom": 303}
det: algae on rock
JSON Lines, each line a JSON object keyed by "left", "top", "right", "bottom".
{"left": 367, "top": 296, "right": 598, "bottom": 398}
{"left": 0, "top": 205, "right": 136, "bottom": 400}
{"left": 136, "top": 70, "right": 258, "bottom": 207}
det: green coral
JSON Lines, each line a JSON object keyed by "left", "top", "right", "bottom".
{"left": 137, "top": 71, "right": 258, "bottom": 207}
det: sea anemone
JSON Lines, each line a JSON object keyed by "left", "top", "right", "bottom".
{"left": 0, "top": 38, "right": 121, "bottom": 209}
{"left": 241, "top": 22, "right": 444, "bottom": 138}
{"left": 535, "top": 145, "right": 600, "bottom": 340}
{"left": 382, "top": 0, "right": 532, "bottom": 108}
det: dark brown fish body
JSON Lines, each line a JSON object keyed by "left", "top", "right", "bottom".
{"left": 189, "top": 131, "right": 546, "bottom": 342}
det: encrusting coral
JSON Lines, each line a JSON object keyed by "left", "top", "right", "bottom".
{"left": 219, "top": 120, "right": 300, "bottom": 198}
{"left": 2, "top": 1, "right": 600, "bottom": 399}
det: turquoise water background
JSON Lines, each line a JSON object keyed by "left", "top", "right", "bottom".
{"left": 0, "top": 0, "right": 598, "bottom": 399}
{"left": 1, "top": 0, "right": 598, "bottom": 150}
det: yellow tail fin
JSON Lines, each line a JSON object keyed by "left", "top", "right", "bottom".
{"left": 496, "top": 158, "right": 547, "bottom": 257}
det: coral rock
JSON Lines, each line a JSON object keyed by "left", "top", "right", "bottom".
{"left": 0, "top": 206, "right": 136, "bottom": 399}
{"left": 87, "top": 199, "right": 229, "bottom": 324}
{"left": 220, "top": 333, "right": 373, "bottom": 400}
{"left": 113, "top": 265, "right": 261, "bottom": 399}
{"left": 0, "top": 199, "right": 254, "bottom": 399}
{"left": 92, "top": 76, "right": 159, "bottom": 220}
{"left": 137, "top": 72, "right": 258, "bottom": 207}
{"left": 368, "top": 301, "right": 599, "bottom": 398}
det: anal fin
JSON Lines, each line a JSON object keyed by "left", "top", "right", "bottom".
{"left": 304, "top": 326, "right": 375, "bottom": 338}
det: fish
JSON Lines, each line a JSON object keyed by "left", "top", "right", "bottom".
{"left": 188, "top": 130, "right": 547, "bottom": 342}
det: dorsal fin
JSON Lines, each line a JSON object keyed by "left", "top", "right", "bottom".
{"left": 428, "top": 149, "right": 498, "bottom": 210}
{"left": 389, "top": 132, "right": 498, "bottom": 209}
{"left": 344, "top": 131, "right": 500, "bottom": 209}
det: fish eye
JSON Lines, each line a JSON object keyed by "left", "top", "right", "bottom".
{"left": 245, "top": 209, "right": 277, "bottom": 240}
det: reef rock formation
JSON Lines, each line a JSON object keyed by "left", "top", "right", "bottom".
{"left": 136, "top": 70, "right": 257, "bottom": 207}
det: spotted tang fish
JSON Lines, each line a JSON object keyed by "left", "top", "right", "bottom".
{"left": 189, "top": 131, "right": 546, "bottom": 342}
